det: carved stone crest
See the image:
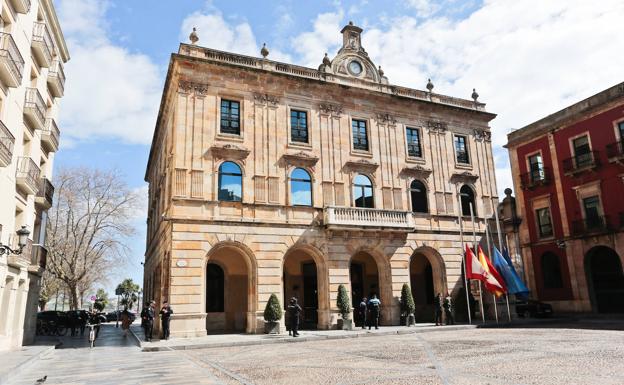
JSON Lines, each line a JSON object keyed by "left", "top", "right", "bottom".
{"left": 376, "top": 113, "right": 397, "bottom": 125}
{"left": 208, "top": 144, "right": 250, "bottom": 162}
{"left": 344, "top": 159, "right": 379, "bottom": 174}
{"left": 473, "top": 129, "right": 492, "bottom": 142}
{"left": 401, "top": 165, "right": 432, "bottom": 179}
{"left": 253, "top": 93, "right": 279, "bottom": 107}
{"left": 427, "top": 120, "right": 448, "bottom": 133}
{"left": 319, "top": 103, "right": 343, "bottom": 116}
{"left": 178, "top": 80, "right": 208, "bottom": 96}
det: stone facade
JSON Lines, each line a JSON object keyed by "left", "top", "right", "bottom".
{"left": 0, "top": 0, "right": 69, "bottom": 350}
{"left": 144, "top": 23, "right": 498, "bottom": 337}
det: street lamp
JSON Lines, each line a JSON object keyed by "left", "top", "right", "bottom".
{"left": 0, "top": 226, "right": 30, "bottom": 256}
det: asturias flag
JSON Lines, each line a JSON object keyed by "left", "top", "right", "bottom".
{"left": 477, "top": 245, "right": 507, "bottom": 297}
{"left": 465, "top": 244, "right": 487, "bottom": 281}
{"left": 492, "top": 247, "right": 529, "bottom": 298}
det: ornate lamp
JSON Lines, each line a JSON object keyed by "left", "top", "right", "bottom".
{"left": 0, "top": 226, "right": 31, "bottom": 256}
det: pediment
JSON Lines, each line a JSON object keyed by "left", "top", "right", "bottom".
{"left": 207, "top": 144, "right": 250, "bottom": 161}
{"left": 281, "top": 152, "right": 319, "bottom": 168}
{"left": 401, "top": 166, "right": 432, "bottom": 178}
{"left": 450, "top": 171, "right": 479, "bottom": 184}
{"left": 344, "top": 159, "right": 379, "bottom": 174}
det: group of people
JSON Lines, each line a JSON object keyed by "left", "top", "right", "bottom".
{"left": 358, "top": 294, "right": 382, "bottom": 330}
{"left": 434, "top": 293, "right": 454, "bottom": 326}
{"left": 140, "top": 300, "right": 173, "bottom": 342}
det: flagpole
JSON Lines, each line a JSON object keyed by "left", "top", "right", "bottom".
{"left": 458, "top": 194, "right": 472, "bottom": 324}
{"left": 494, "top": 204, "right": 512, "bottom": 322}
{"left": 469, "top": 202, "right": 485, "bottom": 323}
{"left": 485, "top": 222, "right": 499, "bottom": 324}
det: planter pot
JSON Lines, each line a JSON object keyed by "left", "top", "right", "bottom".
{"left": 264, "top": 321, "right": 280, "bottom": 334}
{"left": 337, "top": 318, "right": 353, "bottom": 331}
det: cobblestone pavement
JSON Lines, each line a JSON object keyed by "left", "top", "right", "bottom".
{"left": 9, "top": 321, "right": 624, "bottom": 385}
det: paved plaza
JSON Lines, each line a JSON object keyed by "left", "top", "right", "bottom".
{"left": 7, "top": 320, "right": 624, "bottom": 385}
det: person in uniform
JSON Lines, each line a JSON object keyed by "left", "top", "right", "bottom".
{"left": 287, "top": 297, "right": 302, "bottom": 337}
{"left": 367, "top": 295, "right": 381, "bottom": 330}
{"left": 359, "top": 298, "right": 368, "bottom": 329}
{"left": 434, "top": 293, "right": 443, "bottom": 326}
{"left": 141, "top": 300, "right": 155, "bottom": 342}
{"left": 443, "top": 292, "right": 454, "bottom": 325}
{"left": 159, "top": 300, "right": 174, "bottom": 340}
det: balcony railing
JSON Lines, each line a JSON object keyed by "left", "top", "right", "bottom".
{"left": 47, "top": 59, "right": 65, "bottom": 97}
{"left": 15, "top": 157, "right": 40, "bottom": 195}
{"left": 41, "top": 118, "right": 60, "bottom": 152}
{"left": 30, "top": 244, "right": 47, "bottom": 269}
{"left": 0, "top": 120, "right": 15, "bottom": 167}
{"left": 606, "top": 141, "right": 624, "bottom": 161}
{"left": 520, "top": 167, "right": 552, "bottom": 190}
{"left": 0, "top": 32, "right": 25, "bottom": 87}
{"left": 562, "top": 151, "right": 600, "bottom": 175}
{"left": 324, "top": 206, "right": 415, "bottom": 230}
{"left": 32, "top": 22, "right": 54, "bottom": 68}
{"left": 35, "top": 177, "right": 54, "bottom": 208}
{"left": 9, "top": 0, "right": 31, "bottom": 13}
{"left": 24, "top": 88, "right": 46, "bottom": 130}
{"left": 571, "top": 215, "right": 611, "bottom": 236}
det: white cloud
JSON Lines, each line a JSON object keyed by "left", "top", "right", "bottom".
{"left": 57, "top": 0, "right": 161, "bottom": 145}
{"left": 291, "top": 11, "right": 344, "bottom": 67}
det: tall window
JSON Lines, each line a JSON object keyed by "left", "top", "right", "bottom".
{"left": 290, "top": 168, "right": 312, "bottom": 206}
{"left": 218, "top": 162, "right": 242, "bottom": 202}
{"left": 619, "top": 121, "right": 624, "bottom": 142}
{"left": 353, "top": 174, "right": 374, "bottom": 208}
{"left": 406, "top": 127, "right": 422, "bottom": 158}
{"left": 572, "top": 135, "right": 591, "bottom": 167}
{"left": 536, "top": 208, "right": 553, "bottom": 238}
{"left": 541, "top": 252, "right": 563, "bottom": 289}
{"left": 460, "top": 185, "right": 476, "bottom": 216}
{"left": 352, "top": 119, "right": 369, "bottom": 151}
{"left": 454, "top": 135, "right": 470, "bottom": 164}
{"left": 290, "top": 110, "right": 308, "bottom": 143}
{"left": 206, "top": 264, "right": 224, "bottom": 312}
{"left": 582, "top": 195, "right": 601, "bottom": 229}
{"left": 528, "top": 153, "right": 544, "bottom": 182}
{"left": 410, "top": 180, "right": 428, "bottom": 213}
{"left": 220, "top": 99, "right": 240, "bottom": 135}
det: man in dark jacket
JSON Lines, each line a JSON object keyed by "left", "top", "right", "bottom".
{"left": 443, "top": 292, "right": 454, "bottom": 325}
{"left": 359, "top": 298, "right": 368, "bottom": 329}
{"left": 141, "top": 300, "right": 155, "bottom": 342}
{"left": 434, "top": 293, "right": 443, "bottom": 326}
{"left": 159, "top": 300, "right": 173, "bottom": 340}
{"left": 287, "top": 297, "right": 302, "bottom": 337}
{"left": 367, "top": 295, "right": 381, "bottom": 330}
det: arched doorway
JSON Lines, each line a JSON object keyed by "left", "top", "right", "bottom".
{"left": 350, "top": 251, "right": 380, "bottom": 326}
{"left": 409, "top": 248, "right": 447, "bottom": 322}
{"left": 283, "top": 250, "right": 319, "bottom": 329}
{"left": 585, "top": 246, "right": 624, "bottom": 313}
{"left": 205, "top": 244, "right": 254, "bottom": 333}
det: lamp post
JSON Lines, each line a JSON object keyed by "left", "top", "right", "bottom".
{"left": 0, "top": 226, "right": 30, "bottom": 256}
{"left": 115, "top": 286, "right": 123, "bottom": 328}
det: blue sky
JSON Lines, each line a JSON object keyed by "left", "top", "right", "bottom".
{"left": 53, "top": 0, "right": 624, "bottom": 294}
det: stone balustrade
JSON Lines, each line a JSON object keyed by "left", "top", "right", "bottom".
{"left": 324, "top": 206, "right": 415, "bottom": 230}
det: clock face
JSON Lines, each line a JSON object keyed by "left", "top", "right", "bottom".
{"left": 349, "top": 60, "right": 363, "bottom": 75}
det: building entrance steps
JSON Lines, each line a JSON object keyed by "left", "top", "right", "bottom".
{"left": 0, "top": 344, "right": 56, "bottom": 385}
{"left": 129, "top": 323, "right": 477, "bottom": 352}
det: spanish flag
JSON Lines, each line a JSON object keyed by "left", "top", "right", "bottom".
{"left": 477, "top": 245, "right": 507, "bottom": 297}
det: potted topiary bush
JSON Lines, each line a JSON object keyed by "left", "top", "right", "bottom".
{"left": 336, "top": 284, "right": 353, "bottom": 330}
{"left": 263, "top": 293, "right": 283, "bottom": 334}
{"left": 400, "top": 283, "right": 416, "bottom": 326}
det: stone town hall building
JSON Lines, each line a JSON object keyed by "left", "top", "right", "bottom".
{"left": 144, "top": 23, "right": 499, "bottom": 337}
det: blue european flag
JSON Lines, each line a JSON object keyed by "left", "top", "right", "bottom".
{"left": 492, "top": 247, "right": 529, "bottom": 299}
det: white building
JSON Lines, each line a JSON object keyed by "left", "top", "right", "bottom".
{"left": 0, "top": 0, "right": 68, "bottom": 351}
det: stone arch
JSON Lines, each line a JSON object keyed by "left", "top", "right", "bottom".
{"left": 205, "top": 241, "right": 258, "bottom": 333}
{"left": 349, "top": 247, "right": 393, "bottom": 325}
{"left": 283, "top": 243, "right": 330, "bottom": 329}
{"left": 584, "top": 245, "right": 624, "bottom": 313}
{"left": 409, "top": 246, "right": 448, "bottom": 321}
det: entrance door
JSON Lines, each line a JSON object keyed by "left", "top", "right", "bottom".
{"left": 302, "top": 262, "right": 318, "bottom": 328}
{"left": 586, "top": 247, "right": 624, "bottom": 313}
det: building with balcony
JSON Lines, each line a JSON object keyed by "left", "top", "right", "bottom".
{"left": 505, "top": 82, "right": 624, "bottom": 314}
{"left": 144, "top": 23, "right": 498, "bottom": 337}
{"left": 0, "top": 0, "right": 68, "bottom": 351}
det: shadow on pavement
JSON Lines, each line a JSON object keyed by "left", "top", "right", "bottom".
{"left": 477, "top": 314, "right": 624, "bottom": 331}
{"left": 52, "top": 323, "right": 140, "bottom": 349}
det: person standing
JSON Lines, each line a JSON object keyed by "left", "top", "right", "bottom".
{"left": 159, "top": 300, "right": 173, "bottom": 340}
{"left": 121, "top": 308, "right": 131, "bottom": 337}
{"left": 141, "top": 300, "right": 155, "bottom": 342}
{"left": 434, "top": 293, "right": 443, "bottom": 326}
{"left": 359, "top": 298, "right": 368, "bottom": 329}
{"left": 88, "top": 309, "right": 101, "bottom": 339}
{"left": 367, "top": 295, "right": 381, "bottom": 330}
{"left": 443, "top": 292, "right": 454, "bottom": 325}
{"left": 287, "top": 297, "right": 302, "bottom": 337}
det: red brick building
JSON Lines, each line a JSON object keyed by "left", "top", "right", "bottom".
{"left": 506, "top": 82, "right": 624, "bottom": 313}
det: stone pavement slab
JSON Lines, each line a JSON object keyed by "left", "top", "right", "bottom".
{"left": 0, "top": 344, "right": 56, "bottom": 385}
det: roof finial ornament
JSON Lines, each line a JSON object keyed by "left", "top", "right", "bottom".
{"left": 349, "top": 20, "right": 354, "bottom": 26}
{"left": 471, "top": 88, "right": 479, "bottom": 102}
{"left": 260, "top": 43, "right": 269, "bottom": 58}
{"left": 322, "top": 52, "right": 331, "bottom": 66}
{"left": 426, "top": 78, "right": 434, "bottom": 93}
{"left": 378, "top": 66, "right": 384, "bottom": 77}
{"left": 189, "top": 27, "right": 199, "bottom": 45}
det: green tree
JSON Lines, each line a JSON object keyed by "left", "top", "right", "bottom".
{"left": 337, "top": 284, "right": 351, "bottom": 320}
{"left": 116, "top": 278, "right": 140, "bottom": 310}
{"left": 93, "top": 288, "right": 109, "bottom": 311}
{"left": 263, "top": 293, "right": 282, "bottom": 322}
{"left": 400, "top": 283, "right": 416, "bottom": 316}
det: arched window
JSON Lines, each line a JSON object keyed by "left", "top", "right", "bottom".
{"left": 206, "top": 264, "right": 224, "bottom": 312}
{"left": 290, "top": 168, "right": 312, "bottom": 206}
{"left": 410, "top": 180, "right": 428, "bottom": 213}
{"left": 218, "top": 162, "right": 242, "bottom": 202}
{"left": 353, "top": 174, "right": 374, "bottom": 208}
{"left": 541, "top": 252, "right": 563, "bottom": 289}
{"left": 460, "top": 185, "right": 476, "bottom": 217}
